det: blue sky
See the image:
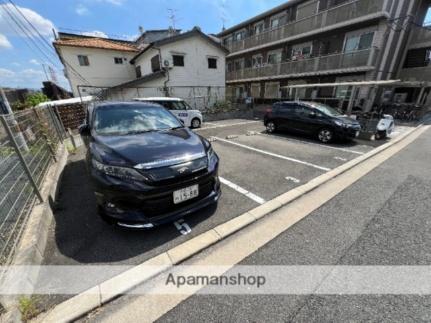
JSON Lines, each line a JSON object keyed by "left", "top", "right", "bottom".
{"left": 0, "top": 0, "right": 286, "bottom": 90}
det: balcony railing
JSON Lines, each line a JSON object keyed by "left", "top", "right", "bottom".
{"left": 399, "top": 66, "right": 431, "bottom": 82}
{"left": 408, "top": 25, "right": 431, "bottom": 47}
{"left": 226, "top": 48, "right": 378, "bottom": 82}
{"left": 225, "top": 0, "right": 390, "bottom": 54}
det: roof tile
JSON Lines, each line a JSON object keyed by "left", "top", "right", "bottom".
{"left": 54, "top": 38, "right": 139, "bottom": 52}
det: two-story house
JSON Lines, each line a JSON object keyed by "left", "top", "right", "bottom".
{"left": 108, "top": 27, "right": 228, "bottom": 103}
{"left": 218, "top": 0, "right": 425, "bottom": 111}
{"left": 53, "top": 27, "right": 228, "bottom": 109}
{"left": 54, "top": 32, "right": 140, "bottom": 96}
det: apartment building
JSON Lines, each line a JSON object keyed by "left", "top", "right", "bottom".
{"left": 218, "top": 0, "right": 431, "bottom": 111}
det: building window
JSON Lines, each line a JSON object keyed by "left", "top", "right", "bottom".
{"left": 252, "top": 55, "right": 263, "bottom": 68}
{"left": 254, "top": 22, "right": 264, "bottom": 35}
{"left": 173, "top": 55, "right": 185, "bottom": 67}
{"left": 151, "top": 55, "right": 161, "bottom": 72}
{"left": 234, "top": 30, "right": 245, "bottom": 41}
{"left": 77, "top": 55, "right": 89, "bottom": 66}
{"left": 227, "top": 62, "right": 234, "bottom": 72}
{"left": 344, "top": 32, "right": 374, "bottom": 52}
{"left": 267, "top": 51, "right": 282, "bottom": 65}
{"left": 234, "top": 59, "right": 244, "bottom": 70}
{"left": 292, "top": 43, "right": 313, "bottom": 59}
{"left": 114, "top": 57, "right": 124, "bottom": 64}
{"left": 403, "top": 48, "right": 431, "bottom": 68}
{"left": 208, "top": 58, "right": 217, "bottom": 69}
{"left": 135, "top": 65, "right": 142, "bottom": 78}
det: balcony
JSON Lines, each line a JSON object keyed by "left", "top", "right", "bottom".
{"left": 399, "top": 66, "right": 431, "bottom": 83}
{"left": 225, "top": 0, "right": 391, "bottom": 55}
{"left": 226, "top": 48, "right": 379, "bottom": 83}
{"left": 408, "top": 25, "right": 431, "bottom": 48}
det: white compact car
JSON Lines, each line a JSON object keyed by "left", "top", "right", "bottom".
{"left": 133, "top": 97, "right": 203, "bottom": 128}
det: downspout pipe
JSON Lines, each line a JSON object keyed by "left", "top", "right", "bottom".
{"left": 153, "top": 46, "right": 170, "bottom": 97}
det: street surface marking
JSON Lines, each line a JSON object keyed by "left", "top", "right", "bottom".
{"left": 285, "top": 176, "right": 301, "bottom": 183}
{"left": 258, "top": 133, "right": 365, "bottom": 155}
{"left": 203, "top": 122, "right": 217, "bottom": 126}
{"left": 215, "top": 137, "right": 331, "bottom": 172}
{"left": 196, "top": 121, "right": 260, "bottom": 131}
{"left": 226, "top": 135, "right": 239, "bottom": 139}
{"left": 174, "top": 219, "right": 192, "bottom": 235}
{"left": 334, "top": 156, "right": 348, "bottom": 162}
{"left": 219, "top": 177, "right": 266, "bottom": 205}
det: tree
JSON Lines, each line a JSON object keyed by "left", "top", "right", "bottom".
{"left": 25, "top": 93, "right": 49, "bottom": 107}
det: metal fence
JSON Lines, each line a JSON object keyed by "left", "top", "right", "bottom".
{"left": 0, "top": 106, "right": 64, "bottom": 265}
{"left": 77, "top": 85, "right": 227, "bottom": 113}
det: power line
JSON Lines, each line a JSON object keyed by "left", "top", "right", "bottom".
{"left": 1, "top": 1, "right": 90, "bottom": 86}
{"left": 6, "top": 0, "right": 90, "bottom": 85}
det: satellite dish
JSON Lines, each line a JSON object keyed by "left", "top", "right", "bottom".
{"left": 164, "top": 60, "right": 170, "bottom": 67}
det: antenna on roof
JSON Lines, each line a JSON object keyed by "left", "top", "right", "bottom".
{"left": 221, "top": 17, "right": 226, "bottom": 31}
{"left": 167, "top": 8, "right": 178, "bottom": 30}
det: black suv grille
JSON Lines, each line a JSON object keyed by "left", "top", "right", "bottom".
{"left": 139, "top": 157, "right": 208, "bottom": 186}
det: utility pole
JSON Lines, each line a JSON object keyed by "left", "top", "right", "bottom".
{"left": 0, "top": 87, "right": 13, "bottom": 114}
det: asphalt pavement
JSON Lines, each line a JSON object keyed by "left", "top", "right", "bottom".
{"left": 40, "top": 118, "right": 411, "bottom": 314}
{"left": 152, "top": 128, "right": 431, "bottom": 322}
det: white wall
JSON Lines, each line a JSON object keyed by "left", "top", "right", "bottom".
{"left": 134, "top": 35, "right": 226, "bottom": 88}
{"left": 58, "top": 46, "right": 137, "bottom": 96}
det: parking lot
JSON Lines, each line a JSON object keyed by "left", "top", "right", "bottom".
{"left": 43, "top": 118, "right": 412, "bottom": 269}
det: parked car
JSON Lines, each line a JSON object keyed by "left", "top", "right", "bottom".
{"left": 79, "top": 102, "right": 220, "bottom": 229}
{"left": 264, "top": 101, "right": 361, "bottom": 143}
{"left": 134, "top": 97, "right": 203, "bottom": 128}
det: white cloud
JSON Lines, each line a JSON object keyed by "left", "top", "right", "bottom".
{"left": 75, "top": 4, "right": 90, "bottom": 16}
{"left": 0, "top": 67, "right": 44, "bottom": 89}
{"left": 0, "top": 67, "right": 15, "bottom": 78}
{"left": 0, "top": 4, "right": 55, "bottom": 37}
{"left": 82, "top": 30, "right": 108, "bottom": 38}
{"left": 100, "top": 0, "right": 126, "bottom": 6}
{"left": 29, "top": 59, "right": 40, "bottom": 65}
{"left": 0, "top": 33, "right": 12, "bottom": 49}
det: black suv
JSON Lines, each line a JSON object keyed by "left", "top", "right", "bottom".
{"left": 79, "top": 102, "right": 220, "bottom": 229}
{"left": 264, "top": 101, "right": 361, "bottom": 143}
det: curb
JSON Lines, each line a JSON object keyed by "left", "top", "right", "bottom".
{"left": 0, "top": 144, "right": 69, "bottom": 321}
{"left": 36, "top": 125, "right": 424, "bottom": 323}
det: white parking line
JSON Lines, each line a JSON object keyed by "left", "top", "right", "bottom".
{"left": 196, "top": 121, "right": 260, "bottom": 131}
{"left": 215, "top": 137, "right": 331, "bottom": 172}
{"left": 174, "top": 219, "right": 192, "bottom": 235}
{"left": 334, "top": 156, "right": 348, "bottom": 162}
{"left": 286, "top": 176, "right": 301, "bottom": 183}
{"left": 258, "top": 133, "right": 365, "bottom": 155}
{"left": 203, "top": 122, "right": 218, "bottom": 126}
{"left": 219, "top": 177, "right": 266, "bottom": 205}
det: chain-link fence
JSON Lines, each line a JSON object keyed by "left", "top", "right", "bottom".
{"left": 0, "top": 106, "right": 64, "bottom": 265}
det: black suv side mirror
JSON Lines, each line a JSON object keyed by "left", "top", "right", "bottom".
{"left": 79, "top": 124, "right": 91, "bottom": 136}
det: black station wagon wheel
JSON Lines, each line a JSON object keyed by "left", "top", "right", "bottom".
{"left": 317, "top": 128, "right": 333, "bottom": 143}
{"left": 266, "top": 121, "right": 276, "bottom": 133}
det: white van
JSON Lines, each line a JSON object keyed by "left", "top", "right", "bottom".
{"left": 133, "top": 97, "right": 203, "bottom": 128}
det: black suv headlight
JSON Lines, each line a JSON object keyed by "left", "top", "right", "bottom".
{"left": 92, "top": 159, "right": 147, "bottom": 181}
{"left": 207, "top": 146, "right": 218, "bottom": 171}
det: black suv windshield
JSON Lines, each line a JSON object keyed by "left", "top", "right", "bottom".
{"left": 309, "top": 102, "right": 342, "bottom": 117}
{"left": 94, "top": 104, "right": 182, "bottom": 135}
